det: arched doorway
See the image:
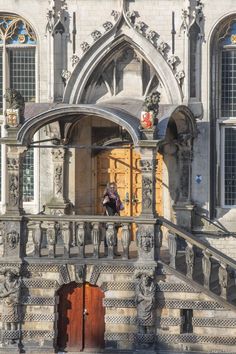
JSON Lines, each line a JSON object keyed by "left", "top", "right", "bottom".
{"left": 57, "top": 282, "right": 105, "bottom": 352}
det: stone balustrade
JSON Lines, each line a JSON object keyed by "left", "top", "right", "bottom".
{"left": 160, "top": 217, "right": 236, "bottom": 306}
{"left": 21, "top": 215, "right": 162, "bottom": 261}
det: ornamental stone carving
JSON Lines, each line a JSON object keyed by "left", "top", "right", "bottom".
{"left": 5, "top": 88, "right": 25, "bottom": 120}
{"left": 9, "top": 174, "right": 19, "bottom": 207}
{"left": 142, "top": 177, "right": 152, "bottom": 209}
{"left": 6, "top": 231, "right": 19, "bottom": 250}
{"left": 167, "top": 55, "right": 178, "bottom": 70}
{"left": 135, "top": 21, "right": 147, "bottom": 34}
{"left": 80, "top": 41, "right": 90, "bottom": 52}
{"left": 146, "top": 30, "right": 158, "bottom": 45}
{"left": 71, "top": 54, "right": 80, "bottom": 66}
{"left": 157, "top": 41, "right": 168, "bottom": 55}
{"left": 51, "top": 148, "right": 64, "bottom": 161}
{"left": 91, "top": 30, "right": 102, "bottom": 41}
{"left": 0, "top": 269, "right": 21, "bottom": 344}
{"left": 137, "top": 226, "right": 154, "bottom": 254}
{"left": 135, "top": 273, "right": 156, "bottom": 326}
{"left": 54, "top": 165, "right": 63, "bottom": 196}
{"left": 103, "top": 21, "right": 113, "bottom": 31}
{"left": 140, "top": 159, "right": 152, "bottom": 172}
{"left": 111, "top": 10, "right": 119, "bottom": 21}
{"left": 175, "top": 70, "right": 185, "bottom": 85}
{"left": 61, "top": 69, "right": 71, "bottom": 84}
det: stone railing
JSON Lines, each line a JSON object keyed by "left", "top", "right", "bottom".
{"left": 24, "top": 215, "right": 159, "bottom": 261}
{"left": 160, "top": 217, "right": 236, "bottom": 306}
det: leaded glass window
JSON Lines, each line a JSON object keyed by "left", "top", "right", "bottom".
{"left": 224, "top": 127, "right": 236, "bottom": 206}
{"left": 221, "top": 50, "right": 236, "bottom": 118}
{"left": 23, "top": 148, "right": 34, "bottom": 202}
{"left": 0, "top": 13, "right": 37, "bottom": 203}
{"left": 9, "top": 48, "right": 36, "bottom": 102}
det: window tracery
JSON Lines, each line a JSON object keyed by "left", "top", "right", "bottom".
{"left": 0, "top": 14, "right": 37, "bottom": 203}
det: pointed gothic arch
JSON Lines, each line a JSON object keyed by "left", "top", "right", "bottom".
{"left": 64, "top": 28, "right": 183, "bottom": 105}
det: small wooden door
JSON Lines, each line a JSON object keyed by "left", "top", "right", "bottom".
{"left": 57, "top": 282, "right": 105, "bottom": 352}
{"left": 96, "top": 146, "right": 163, "bottom": 218}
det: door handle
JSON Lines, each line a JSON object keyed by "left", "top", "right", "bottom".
{"left": 123, "top": 192, "right": 130, "bottom": 204}
{"left": 132, "top": 194, "right": 139, "bottom": 205}
{"left": 83, "top": 308, "right": 88, "bottom": 316}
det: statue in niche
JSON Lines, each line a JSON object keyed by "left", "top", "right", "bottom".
{"left": 9, "top": 174, "right": 19, "bottom": 206}
{"left": 0, "top": 269, "right": 20, "bottom": 343}
{"left": 135, "top": 274, "right": 156, "bottom": 328}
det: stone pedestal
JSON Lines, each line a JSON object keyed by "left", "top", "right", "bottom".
{"left": 173, "top": 203, "right": 194, "bottom": 231}
{"left": 47, "top": 147, "right": 73, "bottom": 215}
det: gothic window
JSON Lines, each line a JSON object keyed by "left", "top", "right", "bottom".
{"left": 220, "top": 22, "right": 236, "bottom": 207}
{"left": 0, "top": 14, "right": 37, "bottom": 203}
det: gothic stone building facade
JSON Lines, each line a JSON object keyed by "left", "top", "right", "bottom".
{"left": 0, "top": 0, "right": 236, "bottom": 353}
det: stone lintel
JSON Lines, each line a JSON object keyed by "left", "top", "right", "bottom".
{"left": 138, "top": 139, "right": 161, "bottom": 148}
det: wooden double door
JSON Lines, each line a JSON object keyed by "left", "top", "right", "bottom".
{"left": 57, "top": 282, "right": 105, "bottom": 352}
{"left": 96, "top": 146, "right": 163, "bottom": 218}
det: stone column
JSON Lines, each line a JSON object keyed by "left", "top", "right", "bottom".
{"left": 173, "top": 140, "right": 194, "bottom": 230}
{"left": 47, "top": 147, "right": 72, "bottom": 215}
{"left": 6, "top": 146, "right": 26, "bottom": 215}
{"left": 3, "top": 145, "right": 27, "bottom": 259}
{"left": 136, "top": 142, "right": 162, "bottom": 262}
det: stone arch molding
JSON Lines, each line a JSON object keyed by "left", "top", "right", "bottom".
{"left": 64, "top": 12, "right": 183, "bottom": 105}
{"left": 17, "top": 105, "right": 140, "bottom": 146}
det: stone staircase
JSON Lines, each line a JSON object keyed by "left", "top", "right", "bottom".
{"left": 103, "top": 217, "right": 236, "bottom": 353}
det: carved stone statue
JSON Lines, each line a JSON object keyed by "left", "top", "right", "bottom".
{"left": 9, "top": 174, "right": 19, "bottom": 206}
{"left": 5, "top": 88, "right": 25, "bottom": 117}
{"left": 143, "top": 91, "right": 160, "bottom": 117}
{"left": 0, "top": 269, "right": 20, "bottom": 343}
{"left": 135, "top": 274, "right": 156, "bottom": 327}
{"left": 54, "top": 165, "right": 63, "bottom": 196}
